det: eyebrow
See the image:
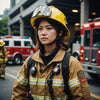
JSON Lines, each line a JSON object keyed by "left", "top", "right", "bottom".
{"left": 38, "top": 25, "right": 52, "bottom": 27}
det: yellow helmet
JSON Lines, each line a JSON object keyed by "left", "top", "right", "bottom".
{"left": 30, "top": 5, "right": 70, "bottom": 40}
{"left": 0, "top": 40, "right": 5, "bottom": 46}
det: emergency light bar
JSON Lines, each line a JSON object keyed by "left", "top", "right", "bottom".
{"left": 5, "top": 35, "right": 13, "bottom": 38}
{"left": 83, "top": 24, "right": 90, "bottom": 28}
{"left": 5, "top": 35, "right": 31, "bottom": 39}
{"left": 94, "top": 22, "right": 100, "bottom": 26}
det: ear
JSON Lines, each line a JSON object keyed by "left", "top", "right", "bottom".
{"left": 59, "top": 30, "right": 63, "bottom": 36}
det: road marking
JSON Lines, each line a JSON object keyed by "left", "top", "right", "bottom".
{"left": 6, "top": 68, "right": 100, "bottom": 99}
{"left": 91, "top": 93, "right": 100, "bottom": 99}
{"left": 6, "top": 68, "right": 18, "bottom": 73}
{"left": 6, "top": 73, "right": 16, "bottom": 79}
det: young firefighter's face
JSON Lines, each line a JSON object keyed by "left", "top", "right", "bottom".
{"left": 37, "top": 19, "right": 57, "bottom": 45}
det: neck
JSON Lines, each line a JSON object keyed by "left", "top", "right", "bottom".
{"left": 44, "top": 42, "right": 57, "bottom": 56}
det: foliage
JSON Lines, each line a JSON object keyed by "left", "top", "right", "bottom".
{"left": 0, "top": 16, "right": 8, "bottom": 36}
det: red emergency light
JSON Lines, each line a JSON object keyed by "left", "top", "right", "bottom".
{"left": 5, "top": 35, "right": 13, "bottom": 38}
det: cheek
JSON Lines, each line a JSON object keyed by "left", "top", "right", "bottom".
{"left": 48, "top": 30, "right": 57, "bottom": 38}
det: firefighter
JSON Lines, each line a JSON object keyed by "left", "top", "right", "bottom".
{"left": 11, "top": 5, "right": 90, "bottom": 100}
{"left": 0, "top": 40, "right": 8, "bottom": 80}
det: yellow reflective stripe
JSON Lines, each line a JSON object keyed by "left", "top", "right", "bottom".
{"left": 69, "top": 78, "right": 80, "bottom": 88}
{"left": 0, "top": 59, "right": 8, "bottom": 62}
{"left": 30, "top": 78, "right": 64, "bottom": 86}
{"left": 17, "top": 75, "right": 80, "bottom": 88}
{"left": 0, "top": 75, "right": 5, "bottom": 77}
{"left": 32, "top": 94, "right": 68, "bottom": 100}
{"left": 17, "top": 73, "right": 28, "bottom": 85}
{"left": 5, "top": 59, "right": 8, "bottom": 63}
{"left": 30, "top": 77, "right": 80, "bottom": 88}
{"left": 0, "top": 59, "right": 3, "bottom": 61}
{"left": 0, "top": 53, "right": 3, "bottom": 55}
{"left": 52, "top": 79, "right": 64, "bottom": 86}
{"left": 5, "top": 59, "right": 8, "bottom": 61}
{"left": 30, "top": 78, "right": 47, "bottom": 85}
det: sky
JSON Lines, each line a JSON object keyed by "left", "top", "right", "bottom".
{"left": 0, "top": 0, "right": 10, "bottom": 15}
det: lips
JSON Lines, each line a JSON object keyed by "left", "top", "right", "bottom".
{"left": 41, "top": 37, "right": 48, "bottom": 40}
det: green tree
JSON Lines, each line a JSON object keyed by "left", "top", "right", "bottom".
{"left": 0, "top": 16, "right": 8, "bottom": 36}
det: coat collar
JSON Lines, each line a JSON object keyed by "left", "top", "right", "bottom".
{"left": 32, "top": 48, "right": 66, "bottom": 65}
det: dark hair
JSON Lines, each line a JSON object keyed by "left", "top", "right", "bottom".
{"left": 34, "top": 17, "right": 69, "bottom": 51}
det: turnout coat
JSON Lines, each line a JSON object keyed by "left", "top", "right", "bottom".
{"left": 0, "top": 47, "right": 8, "bottom": 78}
{"left": 11, "top": 48, "right": 90, "bottom": 100}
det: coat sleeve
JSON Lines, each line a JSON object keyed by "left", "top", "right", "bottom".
{"left": 69, "top": 56, "right": 90, "bottom": 100}
{"left": 11, "top": 58, "right": 29, "bottom": 100}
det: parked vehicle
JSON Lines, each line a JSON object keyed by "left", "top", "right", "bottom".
{"left": 72, "top": 41, "right": 80, "bottom": 60}
{"left": 1, "top": 36, "right": 36, "bottom": 65}
{"left": 80, "top": 17, "right": 100, "bottom": 78}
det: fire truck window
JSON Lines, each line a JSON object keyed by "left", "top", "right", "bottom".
{"left": 24, "top": 41, "right": 31, "bottom": 47}
{"left": 92, "top": 28, "right": 100, "bottom": 47}
{"left": 84, "top": 30, "right": 90, "bottom": 47}
{"left": 4, "top": 41, "right": 9, "bottom": 46}
{"left": 14, "top": 41, "right": 21, "bottom": 46}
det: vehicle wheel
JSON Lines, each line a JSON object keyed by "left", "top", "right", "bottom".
{"left": 14, "top": 55, "right": 22, "bottom": 65}
{"left": 88, "top": 73, "right": 99, "bottom": 79}
{"left": 73, "top": 53, "right": 80, "bottom": 61}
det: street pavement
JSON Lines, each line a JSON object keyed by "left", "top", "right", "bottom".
{"left": 0, "top": 74, "right": 15, "bottom": 100}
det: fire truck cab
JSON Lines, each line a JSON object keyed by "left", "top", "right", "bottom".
{"left": 80, "top": 17, "right": 100, "bottom": 78}
{"left": 1, "top": 36, "right": 36, "bottom": 65}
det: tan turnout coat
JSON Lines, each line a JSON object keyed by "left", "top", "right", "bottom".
{"left": 11, "top": 48, "right": 90, "bottom": 100}
{"left": 0, "top": 47, "right": 8, "bottom": 78}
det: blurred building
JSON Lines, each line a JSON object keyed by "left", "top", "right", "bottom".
{"left": 0, "top": 9, "right": 9, "bottom": 19}
{"left": 8, "top": 0, "right": 100, "bottom": 45}
{"left": 3, "top": 9, "right": 9, "bottom": 17}
{"left": 0, "top": 15, "right": 3, "bottom": 20}
{"left": 10, "top": 0, "right": 16, "bottom": 8}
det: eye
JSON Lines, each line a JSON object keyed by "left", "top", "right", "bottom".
{"left": 38, "top": 27, "right": 42, "bottom": 30}
{"left": 47, "top": 27, "right": 52, "bottom": 30}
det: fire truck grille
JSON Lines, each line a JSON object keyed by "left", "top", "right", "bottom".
{"left": 91, "top": 49, "right": 98, "bottom": 64}
{"left": 84, "top": 49, "right": 90, "bottom": 64}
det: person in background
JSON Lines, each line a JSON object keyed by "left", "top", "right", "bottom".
{"left": 0, "top": 40, "right": 8, "bottom": 80}
{"left": 11, "top": 5, "right": 90, "bottom": 100}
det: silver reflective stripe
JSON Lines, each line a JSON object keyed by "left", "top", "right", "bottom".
{"left": 30, "top": 78, "right": 64, "bottom": 86}
{"left": 17, "top": 73, "right": 28, "bottom": 85}
{"left": 32, "top": 95, "right": 68, "bottom": 100}
{"left": 17, "top": 73, "right": 80, "bottom": 88}
{"left": 69, "top": 78, "right": 80, "bottom": 88}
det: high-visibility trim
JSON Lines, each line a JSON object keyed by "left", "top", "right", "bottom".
{"left": 32, "top": 94, "right": 68, "bottom": 100}
{"left": 17, "top": 74, "right": 80, "bottom": 88}
{"left": 16, "top": 73, "right": 28, "bottom": 85}
{"left": 0, "top": 53, "right": 3, "bottom": 55}
{"left": 52, "top": 79, "right": 64, "bottom": 86}
{"left": 30, "top": 78, "right": 64, "bottom": 86}
{"left": 69, "top": 78, "right": 80, "bottom": 88}
{"left": 0, "top": 75, "right": 5, "bottom": 78}
{"left": 5, "top": 59, "right": 8, "bottom": 62}
{"left": 0, "top": 59, "right": 3, "bottom": 61}
{"left": 30, "top": 78, "right": 46, "bottom": 85}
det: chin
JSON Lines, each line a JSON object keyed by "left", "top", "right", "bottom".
{"left": 41, "top": 42, "right": 50, "bottom": 45}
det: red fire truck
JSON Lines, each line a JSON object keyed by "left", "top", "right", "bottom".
{"left": 80, "top": 17, "right": 100, "bottom": 78}
{"left": 1, "top": 36, "right": 36, "bottom": 65}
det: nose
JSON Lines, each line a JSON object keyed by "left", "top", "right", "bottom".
{"left": 41, "top": 29, "right": 47, "bottom": 35}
